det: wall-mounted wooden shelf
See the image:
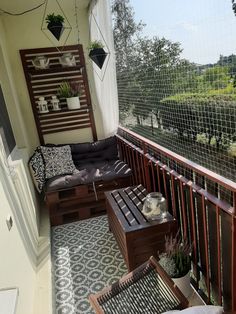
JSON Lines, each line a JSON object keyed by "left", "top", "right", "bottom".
{"left": 20, "top": 44, "right": 97, "bottom": 144}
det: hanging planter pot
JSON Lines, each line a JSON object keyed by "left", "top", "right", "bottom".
{"left": 88, "top": 41, "right": 107, "bottom": 69}
{"left": 89, "top": 48, "right": 107, "bottom": 69}
{"left": 47, "top": 22, "right": 64, "bottom": 41}
{"left": 46, "top": 13, "right": 65, "bottom": 41}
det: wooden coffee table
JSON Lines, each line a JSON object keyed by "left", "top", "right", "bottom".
{"left": 105, "top": 185, "right": 177, "bottom": 271}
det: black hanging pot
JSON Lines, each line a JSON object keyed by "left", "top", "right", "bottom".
{"left": 89, "top": 48, "right": 107, "bottom": 69}
{"left": 47, "top": 22, "right": 64, "bottom": 41}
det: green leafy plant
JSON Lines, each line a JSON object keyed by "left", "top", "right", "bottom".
{"left": 88, "top": 40, "right": 104, "bottom": 50}
{"left": 45, "top": 13, "right": 64, "bottom": 25}
{"left": 58, "top": 82, "right": 82, "bottom": 98}
{"left": 158, "top": 233, "right": 191, "bottom": 278}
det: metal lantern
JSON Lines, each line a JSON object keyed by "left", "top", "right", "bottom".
{"left": 37, "top": 96, "right": 49, "bottom": 113}
{"left": 51, "top": 95, "right": 60, "bottom": 111}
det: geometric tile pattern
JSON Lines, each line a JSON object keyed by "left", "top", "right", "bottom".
{"left": 52, "top": 216, "right": 127, "bottom": 314}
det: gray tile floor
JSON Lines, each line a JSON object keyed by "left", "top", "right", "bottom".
{"left": 52, "top": 216, "right": 127, "bottom": 314}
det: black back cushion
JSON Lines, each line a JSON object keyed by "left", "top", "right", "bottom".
{"left": 70, "top": 136, "right": 118, "bottom": 167}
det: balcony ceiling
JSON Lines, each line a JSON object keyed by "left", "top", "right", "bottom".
{"left": 0, "top": 0, "right": 91, "bottom": 14}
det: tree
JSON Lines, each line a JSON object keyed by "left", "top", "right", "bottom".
{"left": 126, "top": 36, "right": 197, "bottom": 125}
{"left": 201, "top": 66, "right": 230, "bottom": 90}
{"left": 111, "top": 0, "right": 144, "bottom": 71}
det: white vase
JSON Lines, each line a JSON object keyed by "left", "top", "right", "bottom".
{"left": 172, "top": 271, "right": 191, "bottom": 298}
{"left": 66, "top": 96, "right": 80, "bottom": 110}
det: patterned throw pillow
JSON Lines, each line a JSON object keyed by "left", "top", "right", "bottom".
{"left": 41, "top": 145, "right": 76, "bottom": 179}
{"left": 28, "top": 148, "right": 46, "bottom": 193}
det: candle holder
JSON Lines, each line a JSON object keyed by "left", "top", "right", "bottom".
{"left": 37, "top": 96, "right": 49, "bottom": 113}
{"left": 142, "top": 192, "right": 167, "bottom": 220}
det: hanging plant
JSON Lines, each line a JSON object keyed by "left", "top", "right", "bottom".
{"left": 46, "top": 13, "right": 65, "bottom": 41}
{"left": 88, "top": 40, "right": 107, "bottom": 69}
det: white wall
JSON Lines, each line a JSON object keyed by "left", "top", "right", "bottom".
{"left": 0, "top": 17, "right": 40, "bottom": 314}
{"left": 89, "top": 0, "right": 119, "bottom": 138}
{"left": 0, "top": 142, "right": 38, "bottom": 314}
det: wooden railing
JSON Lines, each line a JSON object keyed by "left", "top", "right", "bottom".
{"left": 117, "top": 126, "right": 236, "bottom": 311}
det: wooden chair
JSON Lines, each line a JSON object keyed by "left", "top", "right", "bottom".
{"left": 89, "top": 256, "right": 189, "bottom": 314}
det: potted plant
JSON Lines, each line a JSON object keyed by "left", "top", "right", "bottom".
{"left": 46, "top": 13, "right": 64, "bottom": 41}
{"left": 158, "top": 233, "right": 191, "bottom": 298}
{"left": 88, "top": 40, "right": 107, "bottom": 69}
{"left": 58, "top": 81, "right": 82, "bottom": 110}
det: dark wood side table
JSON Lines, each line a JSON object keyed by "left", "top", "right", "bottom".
{"left": 105, "top": 184, "right": 177, "bottom": 271}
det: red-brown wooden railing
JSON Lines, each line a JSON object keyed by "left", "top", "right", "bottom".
{"left": 117, "top": 126, "right": 236, "bottom": 311}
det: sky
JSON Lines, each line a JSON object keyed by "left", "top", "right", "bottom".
{"left": 129, "top": 0, "right": 236, "bottom": 65}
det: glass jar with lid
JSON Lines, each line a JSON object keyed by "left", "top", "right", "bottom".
{"left": 142, "top": 192, "right": 167, "bottom": 220}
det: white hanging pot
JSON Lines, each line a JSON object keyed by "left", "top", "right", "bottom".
{"left": 172, "top": 271, "right": 191, "bottom": 298}
{"left": 66, "top": 96, "right": 80, "bottom": 110}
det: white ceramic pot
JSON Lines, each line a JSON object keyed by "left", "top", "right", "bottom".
{"left": 172, "top": 271, "right": 191, "bottom": 298}
{"left": 66, "top": 97, "right": 80, "bottom": 110}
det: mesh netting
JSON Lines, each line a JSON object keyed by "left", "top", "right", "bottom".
{"left": 116, "top": 3, "right": 236, "bottom": 182}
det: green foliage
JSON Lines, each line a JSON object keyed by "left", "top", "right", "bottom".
{"left": 58, "top": 82, "right": 82, "bottom": 98}
{"left": 159, "top": 93, "right": 236, "bottom": 148}
{"left": 88, "top": 40, "right": 104, "bottom": 50}
{"left": 159, "top": 233, "right": 191, "bottom": 278}
{"left": 45, "top": 13, "right": 64, "bottom": 24}
{"left": 201, "top": 66, "right": 230, "bottom": 90}
{"left": 111, "top": 0, "right": 145, "bottom": 70}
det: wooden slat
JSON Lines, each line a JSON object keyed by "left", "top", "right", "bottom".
{"left": 119, "top": 189, "right": 147, "bottom": 225}
{"left": 207, "top": 201, "right": 220, "bottom": 303}
{"left": 105, "top": 192, "right": 130, "bottom": 230}
{"left": 221, "top": 211, "right": 232, "bottom": 311}
{"left": 39, "top": 108, "right": 89, "bottom": 119}
{"left": 40, "top": 116, "right": 90, "bottom": 126}
{"left": 29, "top": 65, "right": 82, "bottom": 76}
{"left": 42, "top": 124, "right": 91, "bottom": 134}
{"left": 124, "top": 186, "right": 147, "bottom": 223}
{"left": 111, "top": 190, "right": 137, "bottom": 226}
{"left": 131, "top": 185, "right": 147, "bottom": 203}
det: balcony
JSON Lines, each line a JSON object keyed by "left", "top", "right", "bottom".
{"left": 0, "top": 0, "right": 235, "bottom": 313}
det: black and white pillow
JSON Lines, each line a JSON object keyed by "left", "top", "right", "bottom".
{"left": 28, "top": 148, "right": 46, "bottom": 193}
{"left": 41, "top": 145, "right": 76, "bottom": 179}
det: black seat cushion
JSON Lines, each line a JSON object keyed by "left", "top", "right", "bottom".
{"left": 45, "top": 159, "right": 131, "bottom": 192}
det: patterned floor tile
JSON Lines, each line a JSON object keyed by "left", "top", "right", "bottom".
{"left": 52, "top": 215, "right": 127, "bottom": 314}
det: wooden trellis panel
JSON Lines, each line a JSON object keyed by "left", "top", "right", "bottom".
{"left": 20, "top": 44, "right": 97, "bottom": 144}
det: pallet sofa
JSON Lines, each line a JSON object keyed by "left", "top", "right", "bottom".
{"left": 29, "top": 136, "right": 132, "bottom": 226}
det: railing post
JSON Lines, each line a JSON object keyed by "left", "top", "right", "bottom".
{"left": 232, "top": 214, "right": 236, "bottom": 312}
{"left": 142, "top": 141, "right": 151, "bottom": 192}
{"left": 232, "top": 192, "right": 236, "bottom": 311}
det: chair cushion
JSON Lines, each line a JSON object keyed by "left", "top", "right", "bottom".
{"left": 41, "top": 145, "right": 76, "bottom": 179}
{"left": 28, "top": 147, "right": 45, "bottom": 193}
{"left": 45, "top": 159, "right": 132, "bottom": 192}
